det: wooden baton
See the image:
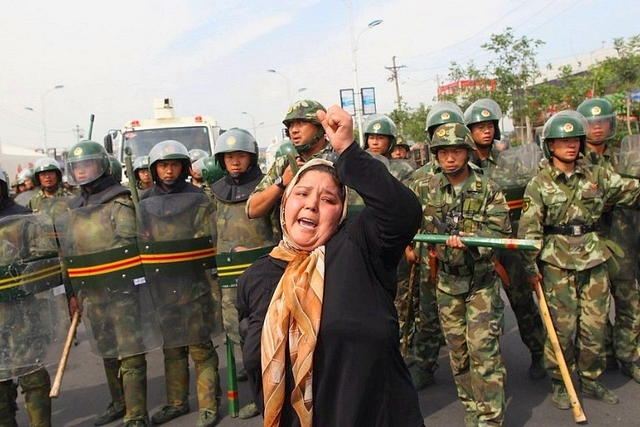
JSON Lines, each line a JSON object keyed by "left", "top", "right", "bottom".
{"left": 49, "top": 310, "right": 80, "bottom": 398}
{"left": 533, "top": 281, "right": 586, "bottom": 424}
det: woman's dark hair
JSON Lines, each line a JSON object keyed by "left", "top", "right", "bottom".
{"left": 297, "top": 164, "right": 346, "bottom": 204}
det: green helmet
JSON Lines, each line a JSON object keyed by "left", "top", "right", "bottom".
{"left": 188, "top": 149, "right": 209, "bottom": 164}
{"left": 109, "top": 156, "right": 123, "bottom": 183}
{"left": 464, "top": 98, "right": 502, "bottom": 141}
{"left": 33, "top": 157, "right": 62, "bottom": 187}
{"left": 66, "top": 140, "right": 111, "bottom": 186}
{"left": 214, "top": 128, "right": 259, "bottom": 171}
{"left": 541, "top": 110, "right": 588, "bottom": 159}
{"left": 429, "top": 123, "right": 477, "bottom": 155}
{"left": 133, "top": 155, "right": 150, "bottom": 174}
{"left": 282, "top": 99, "right": 327, "bottom": 153}
{"left": 148, "top": 139, "right": 191, "bottom": 183}
{"left": 426, "top": 101, "right": 465, "bottom": 141}
{"left": 576, "top": 98, "right": 616, "bottom": 144}
{"left": 363, "top": 114, "right": 398, "bottom": 153}
{"left": 16, "top": 168, "right": 34, "bottom": 185}
{"left": 200, "top": 156, "right": 224, "bottom": 184}
{"left": 395, "top": 135, "right": 411, "bottom": 150}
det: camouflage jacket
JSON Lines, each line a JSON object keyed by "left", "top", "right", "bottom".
{"left": 389, "top": 159, "right": 416, "bottom": 185}
{"left": 519, "top": 158, "right": 640, "bottom": 275}
{"left": 472, "top": 144, "right": 501, "bottom": 176}
{"left": 585, "top": 144, "right": 619, "bottom": 172}
{"left": 26, "top": 186, "right": 74, "bottom": 218}
{"left": 412, "top": 167, "right": 511, "bottom": 286}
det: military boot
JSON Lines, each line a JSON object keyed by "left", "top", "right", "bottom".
{"left": 238, "top": 401, "right": 260, "bottom": 419}
{"left": 192, "top": 342, "right": 221, "bottom": 419}
{"left": 197, "top": 409, "right": 220, "bottom": 427}
{"left": 18, "top": 368, "right": 51, "bottom": 427}
{"left": 528, "top": 353, "right": 546, "bottom": 380}
{"left": 95, "top": 358, "right": 125, "bottom": 426}
{"left": 551, "top": 380, "right": 570, "bottom": 410}
{"left": 620, "top": 361, "right": 640, "bottom": 383}
{"left": 0, "top": 380, "right": 19, "bottom": 427}
{"left": 121, "top": 355, "right": 149, "bottom": 424}
{"left": 151, "top": 348, "right": 190, "bottom": 425}
{"left": 580, "top": 379, "right": 619, "bottom": 405}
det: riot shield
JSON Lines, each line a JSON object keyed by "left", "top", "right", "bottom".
{"left": 56, "top": 204, "right": 162, "bottom": 359}
{"left": 0, "top": 213, "right": 69, "bottom": 380}
{"left": 488, "top": 143, "right": 543, "bottom": 223}
{"left": 137, "top": 192, "right": 217, "bottom": 348}
{"left": 618, "top": 134, "right": 640, "bottom": 178}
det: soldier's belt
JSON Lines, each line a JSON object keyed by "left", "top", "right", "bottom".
{"left": 139, "top": 236, "right": 216, "bottom": 275}
{"left": 543, "top": 224, "right": 598, "bottom": 237}
{"left": 216, "top": 246, "right": 275, "bottom": 288}
{"left": 437, "top": 261, "right": 472, "bottom": 277}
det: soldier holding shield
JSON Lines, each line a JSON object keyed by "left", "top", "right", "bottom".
{"left": 139, "top": 140, "right": 221, "bottom": 427}
{"left": 0, "top": 167, "right": 69, "bottom": 427}
{"left": 56, "top": 141, "right": 162, "bottom": 427}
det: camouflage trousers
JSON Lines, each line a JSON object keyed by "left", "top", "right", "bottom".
{"left": 437, "top": 277, "right": 506, "bottom": 426}
{"left": 161, "top": 341, "right": 221, "bottom": 413}
{"left": 0, "top": 367, "right": 51, "bottom": 427}
{"left": 413, "top": 260, "right": 444, "bottom": 372}
{"left": 101, "top": 355, "right": 148, "bottom": 422}
{"left": 221, "top": 287, "right": 240, "bottom": 345}
{"left": 602, "top": 207, "right": 640, "bottom": 363}
{"left": 541, "top": 263, "right": 609, "bottom": 381}
{"left": 496, "top": 248, "right": 545, "bottom": 358}
{"left": 394, "top": 256, "right": 420, "bottom": 355}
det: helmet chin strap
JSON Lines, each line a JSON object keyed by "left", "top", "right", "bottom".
{"left": 443, "top": 166, "right": 465, "bottom": 176}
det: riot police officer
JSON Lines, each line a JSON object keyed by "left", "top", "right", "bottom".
{"left": 578, "top": 97, "right": 640, "bottom": 380}
{"left": 59, "top": 140, "right": 161, "bottom": 427}
{"left": 139, "top": 140, "right": 221, "bottom": 427}
{"left": 465, "top": 98, "right": 546, "bottom": 380}
{"left": 26, "top": 157, "right": 74, "bottom": 217}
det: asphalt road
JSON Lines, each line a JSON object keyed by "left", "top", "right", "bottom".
{"left": 16, "top": 290, "right": 640, "bottom": 426}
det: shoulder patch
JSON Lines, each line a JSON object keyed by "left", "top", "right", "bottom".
{"left": 522, "top": 197, "right": 530, "bottom": 213}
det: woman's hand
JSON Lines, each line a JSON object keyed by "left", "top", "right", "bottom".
{"left": 317, "top": 105, "right": 354, "bottom": 155}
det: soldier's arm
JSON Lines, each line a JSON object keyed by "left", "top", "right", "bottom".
{"left": 246, "top": 159, "right": 288, "bottom": 219}
{"left": 518, "top": 180, "right": 545, "bottom": 278}
{"left": 603, "top": 168, "right": 640, "bottom": 209}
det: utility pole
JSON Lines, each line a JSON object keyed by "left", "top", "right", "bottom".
{"left": 73, "top": 125, "right": 84, "bottom": 143}
{"left": 386, "top": 56, "right": 406, "bottom": 112}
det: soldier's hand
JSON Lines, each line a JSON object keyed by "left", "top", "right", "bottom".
{"left": 445, "top": 233, "right": 467, "bottom": 249}
{"left": 281, "top": 162, "right": 299, "bottom": 187}
{"left": 526, "top": 273, "right": 542, "bottom": 291}
{"left": 68, "top": 296, "right": 81, "bottom": 319}
{"left": 405, "top": 246, "right": 420, "bottom": 264}
{"left": 317, "top": 105, "right": 354, "bottom": 154}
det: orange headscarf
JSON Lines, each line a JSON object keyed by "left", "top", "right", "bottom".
{"left": 261, "top": 159, "right": 346, "bottom": 427}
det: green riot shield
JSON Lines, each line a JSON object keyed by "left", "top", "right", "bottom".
{"left": 618, "top": 135, "right": 640, "bottom": 178}
{"left": 0, "top": 213, "right": 69, "bottom": 380}
{"left": 56, "top": 204, "right": 163, "bottom": 359}
{"left": 488, "top": 143, "right": 543, "bottom": 222}
{"left": 216, "top": 246, "right": 275, "bottom": 289}
{"left": 137, "top": 192, "right": 218, "bottom": 348}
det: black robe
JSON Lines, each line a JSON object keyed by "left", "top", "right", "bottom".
{"left": 237, "top": 143, "right": 424, "bottom": 427}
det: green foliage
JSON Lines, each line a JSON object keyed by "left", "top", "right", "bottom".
{"left": 387, "top": 102, "right": 429, "bottom": 143}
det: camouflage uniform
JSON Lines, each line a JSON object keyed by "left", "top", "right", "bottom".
{"left": 408, "top": 162, "right": 444, "bottom": 388}
{"left": 140, "top": 140, "right": 221, "bottom": 427}
{"left": 519, "top": 140, "right": 640, "bottom": 391}
{"left": 26, "top": 186, "right": 74, "bottom": 215}
{"left": 0, "top": 206, "right": 53, "bottom": 427}
{"left": 481, "top": 145, "right": 546, "bottom": 377}
{"left": 584, "top": 142, "right": 640, "bottom": 378}
{"left": 420, "top": 124, "right": 511, "bottom": 426}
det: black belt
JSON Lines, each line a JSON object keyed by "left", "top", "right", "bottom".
{"left": 543, "top": 224, "right": 598, "bottom": 236}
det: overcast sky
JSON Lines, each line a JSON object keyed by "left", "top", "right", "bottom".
{"left": 0, "top": 0, "right": 638, "bottom": 153}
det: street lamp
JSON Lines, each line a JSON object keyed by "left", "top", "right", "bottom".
{"left": 267, "top": 69, "right": 292, "bottom": 104}
{"left": 28, "top": 85, "right": 65, "bottom": 153}
{"left": 242, "top": 111, "right": 258, "bottom": 136}
{"left": 349, "top": 17, "right": 383, "bottom": 148}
